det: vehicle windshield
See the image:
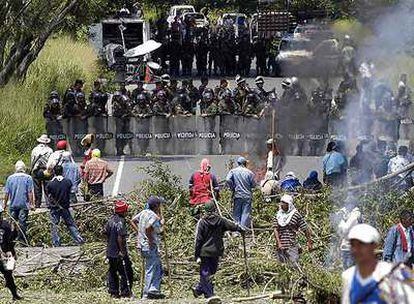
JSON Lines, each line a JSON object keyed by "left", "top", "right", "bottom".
{"left": 177, "top": 8, "right": 194, "bottom": 16}
{"left": 186, "top": 13, "right": 204, "bottom": 19}
{"left": 279, "top": 39, "right": 312, "bottom": 52}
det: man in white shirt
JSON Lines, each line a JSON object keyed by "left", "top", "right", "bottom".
{"left": 31, "top": 135, "right": 53, "bottom": 207}
{"left": 342, "top": 224, "right": 414, "bottom": 304}
{"left": 388, "top": 146, "right": 412, "bottom": 191}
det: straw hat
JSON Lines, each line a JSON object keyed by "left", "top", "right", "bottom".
{"left": 81, "top": 134, "right": 95, "bottom": 147}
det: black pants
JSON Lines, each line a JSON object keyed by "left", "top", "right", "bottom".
{"left": 88, "top": 183, "right": 104, "bottom": 200}
{"left": 0, "top": 262, "right": 18, "bottom": 297}
{"left": 108, "top": 256, "right": 134, "bottom": 297}
{"left": 33, "top": 177, "right": 48, "bottom": 208}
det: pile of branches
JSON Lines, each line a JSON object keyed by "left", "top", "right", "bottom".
{"left": 13, "top": 159, "right": 414, "bottom": 302}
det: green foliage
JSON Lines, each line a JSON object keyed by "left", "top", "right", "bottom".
{"left": 0, "top": 36, "right": 101, "bottom": 182}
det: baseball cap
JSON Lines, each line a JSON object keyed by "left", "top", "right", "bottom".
{"left": 348, "top": 224, "right": 380, "bottom": 244}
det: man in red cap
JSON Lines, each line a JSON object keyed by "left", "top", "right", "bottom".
{"left": 104, "top": 200, "right": 133, "bottom": 298}
{"left": 46, "top": 140, "right": 72, "bottom": 175}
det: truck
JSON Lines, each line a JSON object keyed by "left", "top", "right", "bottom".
{"left": 89, "top": 15, "right": 150, "bottom": 82}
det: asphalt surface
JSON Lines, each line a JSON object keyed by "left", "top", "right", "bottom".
{"left": 100, "top": 155, "right": 323, "bottom": 197}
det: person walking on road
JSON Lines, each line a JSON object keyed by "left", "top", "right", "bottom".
{"left": 4, "top": 161, "right": 35, "bottom": 245}
{"left": 104, "top": 200, "right": 134, "bottom": 299}
{"left": 193, "top": 201, "right": 245, "bottom": 303}
{"left": 383, "top": 210, "right": 414, "bottom": 267}
{"left": 83, "top": 149, "right": 113, "bottom": 199}
{"left": 226, "top": 157, "right": 256, "bottom": 229}
{"left": 131, "top": 196, "right": 165, "bottom": 299}
{"left": 0, "top": 205, "right": 22, "bottom": 300}
{"left": 46, "top": 165, "right": 84, "bottom": 247}
{"left": 30, "top": 134, "right": 53, "bottom": 208}
{"left": 273, "top": 194, "right": 312, "bottom": 263}
{"left": 189, "top": 158, "right": 220, "bottom": 216}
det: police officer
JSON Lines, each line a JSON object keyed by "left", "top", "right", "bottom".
{"left": 218, "top": 90, "right": 241, "bottom": 115}
{"left": 89, "top": 80, "right": 109, "bottom": 117}
{"left": 173, "top": 88, "right": 193, "bottom": 115}
{"left": 112, "top": 90, "right": 133, "bottom": 156}
{"left": 63, "top": 79, "right": 84, "bottom": 109}
{"left": 63, "top": 91, "right": 88, "bottom": 118}
{"left": 233, "top": 76, "right": 249, "bottom": 109}
{"left": 200, "top": 88, "right": 215, "bottom": 115}
{"left": 43, "top": 91, "right": 62, "bottom": 122}
{"left": 131, "top": 80, "right": 148, "bottom": 102}
{"left": 152, "top": 91, "right": 172, "bottom": 117}
{"left": 242, "top": 93, "right": 262, "bottom": 118}
{"left": 132, "top": 94, "right": 153, "bottom": 118}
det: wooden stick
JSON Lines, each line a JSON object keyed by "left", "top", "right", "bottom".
{"left": 232, "top": 291, "right": 283, "bottom": 302}
{"left": 242, "top": 233, "right": 251, "bottom": 297}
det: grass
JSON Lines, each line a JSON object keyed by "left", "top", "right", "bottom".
{"left": 0, "top": 36, "right": 100, "bottom": 182}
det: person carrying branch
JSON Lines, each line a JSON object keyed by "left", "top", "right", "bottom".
{"left": 273, "top": 194, "right": 312, "bottom": 264}
{"left": 192, "top": 201, "right": 245, "bottom": 303}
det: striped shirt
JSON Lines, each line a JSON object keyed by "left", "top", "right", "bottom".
{"left": 274, "top": 211, "right": 307, "bottom": 248}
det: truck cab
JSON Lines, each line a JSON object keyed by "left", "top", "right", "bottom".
{"left": 167, "top": 5, "right": 196, "bottom": 26}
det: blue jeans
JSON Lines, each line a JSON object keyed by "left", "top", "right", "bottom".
{"left": 10, "top": 208, "right": 29, "bottom": 244}
{"left": 49, "top": 208, "right": 84, "bottom": 246}
{"left": 195, "top": 256, "right": 219, "bottom": 298}
{"left": 233, "top": 198, "right": 252, "bottom": 228}
{"left": 141, "top": 247, "right": 163, "bottom": 296}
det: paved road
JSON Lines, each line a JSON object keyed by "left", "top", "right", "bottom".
{"left": 96, "top": 155, "right": 323, "bottom": 197}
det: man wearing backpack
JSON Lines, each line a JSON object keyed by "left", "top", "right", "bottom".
{"left": 383, "top": 210, "right": 414, "bottom": 267}
{"left": 31, "top": 134, "right": 53, "bottom": 208}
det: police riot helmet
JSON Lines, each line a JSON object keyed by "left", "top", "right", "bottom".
{"left": 76, "top": 92, "right": 85, "bottom": 101}
{"left": 136, "top": 93, "right": 146, "bottom": 102}
{"left": 281, "top": 78, "right": 292, "bottom": 89}
{"left": 246, "top": 93, "right": 256, "bottom": 102}
{"left": 202, "top": 91, "right": 214, "bottom": 102}
{"left": 255, "top": 76, "right": 264, "bottom": 85}
{"left": 50, "top": 90, "right": 60, "bottom": 99}
{"left": 157, "top": 90, "right": 167, "bottom": 99}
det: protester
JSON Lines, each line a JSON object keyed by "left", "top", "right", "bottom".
{"left": 46, "top": 165, "right": 84, "bottom": 247}
{"left": 4, "top": 161, "right": 34, "bottom": 244}
{"left": 337, "top": 195, "right": 362, "bottom": 269}
{"left": 303, "top": 171, "right": 323, "bottom": 191}
{"left": 388, "top": 146, "right": 412, "bottom": 191}
{"left": 47, "top": 140, "right": 70, "bottom": 175}
{"left": 273, "top": 194, "right": 312, "bottom": 263}
{"left": 226, "top": 156, "right": 256, "bottom": 229}
{"left": 383, "top": 210, "right": 414, "bottom": 267}
{"left": 131, "top": 196, "right": 165, "bottom": 299}
{"left": 61, "top": 151, "right": 81, "bottom": 204}
{"left": 83, "top": 149, "right": 113, "bottom": 199}
{"left": 31, "top": 134, "right": 53, "bottom": 208}
{"left": 322, "top": 141, "right": 348, "bottom": 187}
{"left": 193, "top": 201, "right": 244, "bottom": 303}
{"left": 342, "top": 224, "right": 414, "bottom": 303}
{"left": 349, "top": 143, "right": 374, "bottom": 185}
{"left": 80, "top": 134, "right": 95, "bottom": 177}
{"left": 104, "top": 200, "right": 133, "bottom": 299}
{"left": 189, "top": 159, "right": 219, "bottom": 214}
{"left": 279, "top": 171, "right": 302, "bottom": 192}
{"left": 266, "top": 139, "right": 284, "bottom": 180}
{"left": 0, "top": 205, "right": 22, "bottom": 300}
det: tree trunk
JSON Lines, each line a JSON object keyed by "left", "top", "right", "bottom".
{"left": 14, "top": 0, "right": 79, "bottom": 80}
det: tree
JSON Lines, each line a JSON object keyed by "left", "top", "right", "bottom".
{"left": 0, "top": 0, "right": 131, "bottom": 87}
